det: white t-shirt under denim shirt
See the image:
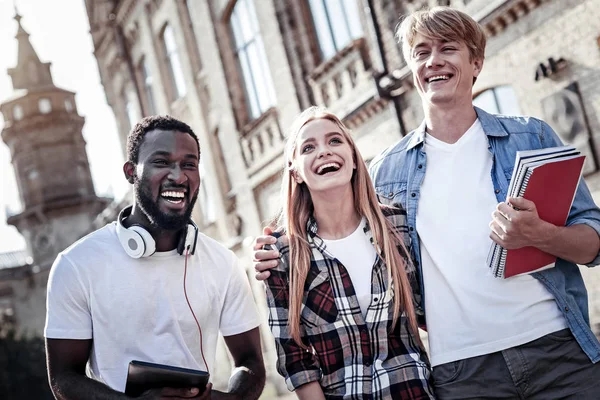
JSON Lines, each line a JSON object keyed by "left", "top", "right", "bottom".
{"left": 45, "top": 223, "right": 261, "bottom": 392}
{"left": 416, "top": 119, "right": 566, "bottom": 366}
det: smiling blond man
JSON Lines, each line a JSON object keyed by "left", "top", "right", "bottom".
{"left": 369, "top": 7, "right": 600, "bottom": 399}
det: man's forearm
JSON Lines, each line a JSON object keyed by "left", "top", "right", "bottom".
{"left": 535, "top": 223, "right": 600, "bottom": 265}
{"left": 50, "top": 371, "right": 129, "bottom": 400}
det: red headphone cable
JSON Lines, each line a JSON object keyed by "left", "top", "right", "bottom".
{"left": 183, "top": 247, "right": 209, "bottom": 374}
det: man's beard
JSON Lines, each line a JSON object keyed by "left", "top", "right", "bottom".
{"left": 133, "top": 175, "right": 198, "bottom": 231}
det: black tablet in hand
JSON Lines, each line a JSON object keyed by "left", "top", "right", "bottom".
{"left": 124, "top": 360, "right": 210, "bottom": 397}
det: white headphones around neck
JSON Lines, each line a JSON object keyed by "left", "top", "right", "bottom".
{"left": 116, "top": 205, "right": 198, "bottom": 258}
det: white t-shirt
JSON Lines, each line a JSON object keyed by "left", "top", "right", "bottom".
{"left": 416, "top": 119, "right": 566, "bottom": 366}
{"left": 323, "top": 218, "right": 377, "bottom": 317}
{"left": 44, "top": 223, "right": 261, "bottom": 392}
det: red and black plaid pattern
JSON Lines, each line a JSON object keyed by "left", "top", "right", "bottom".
{"left": 265, "top": 206, "right": 434, "bottom": 399}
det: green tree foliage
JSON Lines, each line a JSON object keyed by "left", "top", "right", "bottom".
{"left": 0, "top": 313, "right": 53, "bottom": 399}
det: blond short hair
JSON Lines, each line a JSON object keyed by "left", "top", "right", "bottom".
{"left": 397, "top": 6, "right": 487, "bottom": 63}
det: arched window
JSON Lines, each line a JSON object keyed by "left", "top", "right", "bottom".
{"left": 64, "top": 99, "right": 73, "bottom": 112}
{"left": 139, "top": 57, "right": 157, "bottom": 115}
{"left": 27, "top": 169, "right": 39, "bottom": 181}
{"left": 473, "top": 85, "right": 521, "bottom": 116}
{"left": 308, "top": 0, "right": 363, "bottom": 60}
{"left": 13, "top": 105, "right": 24, "bottom": 120}
{"left": 199, "top": 161, "right": 216, "bottom": 224}
{"left": 230, "top": 0, "right": 276, "bottom": 119}
{"left": 162, "top": 24, "right": 187, "bottom": 100}
{"left": 123, "top": 90, "right": 140, "bottom": 130}
{"left": 38, "top": 98, "right": 52, "bottom": 114}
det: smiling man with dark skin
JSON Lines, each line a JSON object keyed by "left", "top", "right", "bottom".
{"left": 45, "top": 115, "right": 265, "bottom": 400}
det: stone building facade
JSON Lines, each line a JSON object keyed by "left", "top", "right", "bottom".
{"left": 82, "top": 0, "right": 600, "bottom": 397}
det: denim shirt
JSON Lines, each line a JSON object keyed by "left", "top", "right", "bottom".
{"left": 369, "top": 106, "right": 600, "bottom": 362}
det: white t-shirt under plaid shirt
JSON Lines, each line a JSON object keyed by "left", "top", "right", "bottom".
{"left": 265, "top": 205, "right": 434, "bottom": 399}
{"left": 323, "top": 218, "right": 377, "bottom": 317}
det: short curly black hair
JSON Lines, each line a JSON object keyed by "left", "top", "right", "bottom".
{"left": 126, "top": 115, "right": 200, "bottom": 164}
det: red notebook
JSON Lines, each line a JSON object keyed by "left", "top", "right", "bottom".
{"left": 501, "top": 155, "right": 585, "bottom": 278}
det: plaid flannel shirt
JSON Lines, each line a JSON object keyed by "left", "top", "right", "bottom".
{"left": 265, "top": 205, "right": 434, "bottom": 399}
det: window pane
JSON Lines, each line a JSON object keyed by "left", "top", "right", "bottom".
{"left": 310, "top": 0, "right": 362, "bottom": 60}
{"left": 239, "top": 50, "right": 260, "bottom": 118}
{"left": 142, "top": 60, "right": 153, "bottom": 85}
{"left": 236, "top": 0, "right": 256, "bottom": 45}
{"left": 473, "top": 89, "right": 499, "bottom": 114}
{"left": 170, "top": 52, "right": 187, "bottom": 98}
{"left": 13, "top": 105, "right": 24, "bottom": 120}
{"left": 245, "top": 0, "right": 261, "bottom": 36}
{"left": 247, "top": 40, "right": 275, "bottom": 113}
{"left": 256, "top": 36, "right": 277, "bottom": 108}
{"left": 309, "top": 0, "right": 336, "bottom": 59}
{"left": 343, "top": 0, "right": 363, "bottom": 39}
{"left": 124, "top": 91, "right": 140, "bottom": 129}
{"left": 163, "top": 25, "right": 177, "bottom": 53}
{"left": 325, "top": 0, "right": 351, "bottom": 50}
{"left": 495, "top": 85, "right": 521, "bottom": 116}
{"left": 141, "top": 59, "right": 156, "bottom": 115}
{"left": 163, "top": 24, "right": 187, "bottom": 99}
{"left": 39, "top": 98, "right": 52, "bottom": 114}
{"left": 199, "top": 162, "right": 216, "bottom": 224}
{"left": 231, "top": 0, "right": 276, "bottom": 119}
{"left": 230, "top": 12, "right": 244, "bottom": 48}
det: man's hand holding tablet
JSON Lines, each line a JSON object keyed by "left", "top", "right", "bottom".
{"left": 126, "top": 360, "right": 210, "bottom": 398}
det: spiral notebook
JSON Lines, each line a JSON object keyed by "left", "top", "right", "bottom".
{"left": 487, "top": 145, "right": 585, "bottom": 278}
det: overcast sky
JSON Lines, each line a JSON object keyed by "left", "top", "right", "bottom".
{"left": 0, "top": 0, "right": 129, "bottom": 253}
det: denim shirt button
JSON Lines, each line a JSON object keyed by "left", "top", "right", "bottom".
{"left": 418, "top": 164, "right": 423, "bottom": 169}
{"left": 565, "top": 307, "right": 569, "bottom": 312}
{"left": 495, "top": 189, "right": 500, "bottom": 194}
{"left": 411, "top": 193, "right": 416, "bottom": 198}
{"left": 388, "top": 192, "right": 393, "bottom": 197}
{"left": 409, "top": 227, "right": 414, "bottom": 231}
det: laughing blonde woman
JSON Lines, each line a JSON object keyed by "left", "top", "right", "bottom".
{"left": 262, "top": 107, "right": 434, "bottom": 399}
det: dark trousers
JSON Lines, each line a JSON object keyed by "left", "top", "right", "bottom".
{"left": 432, "top": 329, "right": 600, "bottom": 399}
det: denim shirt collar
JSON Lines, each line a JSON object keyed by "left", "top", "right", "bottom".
{"left": 406, "top": 119, "right": 427, "bottom": 150}
{"left": 406, "top": 106, "right": 509, "bottom": 151}
{"left": 475, "top": 106, "right": 509, "bottom": 138}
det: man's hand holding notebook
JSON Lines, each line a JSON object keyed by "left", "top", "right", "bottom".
{"left": 487, "top": 145, "right": 585, "bottom": 278}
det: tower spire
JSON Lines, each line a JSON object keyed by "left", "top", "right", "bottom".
{"left": 14, "top": 7, "right": 28, "bottom": 38}
{"left": 7, "top": 9, "right": 54, "bottom": 91}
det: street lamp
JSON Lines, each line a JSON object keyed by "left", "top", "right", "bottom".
{"left": 373, "top": 67, "right": 413, "bottom": 136}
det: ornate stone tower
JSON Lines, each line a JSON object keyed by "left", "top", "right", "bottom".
{"left": 1, "top": 11, "right": 109, "bottom": 268}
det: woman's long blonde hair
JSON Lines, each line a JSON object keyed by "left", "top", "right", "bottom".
{"left": 279, "top": 106, "right": 421, "bottom": 348}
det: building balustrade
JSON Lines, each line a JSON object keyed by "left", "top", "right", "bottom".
{"left": 240, "top": 108, "right": 285, "bottom": 176}
{"left": 309, "top": 38, "right": 378, "bottom": 120}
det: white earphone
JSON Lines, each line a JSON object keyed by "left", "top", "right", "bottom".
{"left": 116, "top": 205, "right": 198, "bottom": 258}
